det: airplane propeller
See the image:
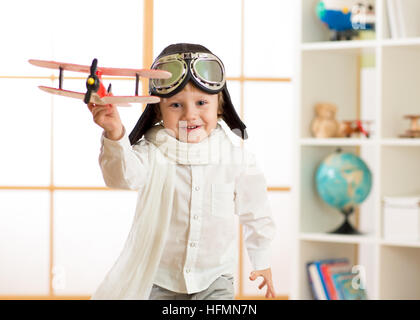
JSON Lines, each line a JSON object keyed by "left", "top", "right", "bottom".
{"left": 84, "top": 58, "right": 100, "bottom": 104}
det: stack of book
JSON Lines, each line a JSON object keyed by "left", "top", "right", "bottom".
{"left": 306, "top": 258, "right": 368, "bottom": 300}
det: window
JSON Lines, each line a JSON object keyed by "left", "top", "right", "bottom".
{"left": 0, "top": 0, "right": 145, "bottom": 298}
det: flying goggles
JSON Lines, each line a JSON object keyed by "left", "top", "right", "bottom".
{"left": 149, "top": 52, "right": 226, "bottom": 97}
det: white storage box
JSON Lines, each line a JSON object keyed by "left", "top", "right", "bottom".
{"left": 383, "top": 196, "right": 420, "bottom": 241}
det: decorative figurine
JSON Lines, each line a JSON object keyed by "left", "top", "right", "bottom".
{"left": 311, "top": 102, "right": 340, "bottom": 138}
{"left": 316, "top": 0, "right": 375, "bottom": 41}
{"left": 399, "top": 115, "right": 420, "bottom": 138}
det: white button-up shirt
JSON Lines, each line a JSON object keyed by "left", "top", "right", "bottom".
{"left": 99, "top": 126, "right": 276, "bottom": 294}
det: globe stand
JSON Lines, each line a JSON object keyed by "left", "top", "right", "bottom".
{"left": 329, "top": 207, "right": 362, "bottom": 235}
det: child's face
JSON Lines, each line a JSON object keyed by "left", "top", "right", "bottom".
{"left": 158, "top": 82, "right": 219, "bottom": 143}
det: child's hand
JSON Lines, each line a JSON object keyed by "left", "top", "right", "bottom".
{"left": 87, "top": 103, "right": 124, "bottom": 140}
{"left": 249, "top": 268, "right": 276, "bottom": 299}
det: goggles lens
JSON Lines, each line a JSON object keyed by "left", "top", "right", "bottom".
{"left": 193, "top": 59, "right": 224, "bottom": 83}
{"left": 152, "top": 60, "right": 185, "bottom": 88}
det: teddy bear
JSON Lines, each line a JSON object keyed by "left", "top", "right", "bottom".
{"left": 311, "top": 102, "right": 339, "bottom": 138}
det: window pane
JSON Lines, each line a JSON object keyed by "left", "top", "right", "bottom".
{"left": 0, "top": 0, "right": 53, "bottom": 76}
{"left": 52, "top": 79, "right": 104, "bottom": 187}
{"left": 241, "top": 192, "right": 292, "bottom": 296}
{"left": 0, "top": 79, "right": 51, "bottom": 186}
{"left": 1, "top": 0, "right": 144, "bottom": 75}
{"left": 219, "top": 80, "right": 244, "bottom": 143}
{"left": 53, "top": 190, "right": 138, "bottom": 295}
{"left": 0, "top": 191, "right": 50, "bottom": 295}
{"left": 51, "top": 0, "right": 144, "bottom": 68}
{"left": 226, "top": 80, "right": 241, "bottom": 115}
{"left": 154, "top": 0, "right": 242, "bottom": 77}
{"left": 243, "top": 81, "right": 293, "bottom": 186}
{"left": 52, "top": 79, "right": 142, "bottom": 187}
{"left": 244, "top": 0, "right": 296, "bottom": 78}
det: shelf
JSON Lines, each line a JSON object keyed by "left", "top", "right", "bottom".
{"left": 301, "top": 40, "right": 377, "bottom": 52}
{"left": 381, "top": 139, "right": 420, "bottom": 146}
{"left": 300, "top": 138, "right": 375, "bottom": 146}
{"left": 299, "top": 232, "right": 376, "bottom": 244}
{"left": 380, "top": 239, "right": 420, "bottom": 248}
{"left": 301, "top": 38, "right": 420, "bottom": 51}
{"left": 381, "top": 37, "right": 420, "bottom": 48}
{"left": 300, "top": 235, "right": 420, "bottom": 249}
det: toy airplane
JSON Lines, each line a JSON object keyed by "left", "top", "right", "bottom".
{"left": 339, "top": 120, "right": 372, "bottom": 138}
{"left": 316, "top": 0, "right": 375, "bottom": 41}
{"left": 29, "top": 58, "right": 172, "bottom": 106}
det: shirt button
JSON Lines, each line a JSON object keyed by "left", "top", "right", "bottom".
{"left": 193, "top": 215, "right": 199, "bottom": 220}
{"left": 186, "top": 268, "right": 191, "bottom": 273}
{"left": 190, "top": 242, "right": 196, "bottom": 247}
{"left": 195, "top": 186, "right": 200, "bottom": 191}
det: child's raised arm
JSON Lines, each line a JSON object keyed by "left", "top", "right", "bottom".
{"left": 87, "top": 103, "right": 124, "bottom": 140}
{"left": 87, "top": 103, "right": 150, "bottom": 191}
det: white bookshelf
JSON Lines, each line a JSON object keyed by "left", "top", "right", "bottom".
{"left": 292, "top": 0, "right": 420, "bottom": 300}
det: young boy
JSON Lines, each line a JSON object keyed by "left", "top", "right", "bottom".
{"left": 89, "top": 43, "right": 276, "bottom": 300}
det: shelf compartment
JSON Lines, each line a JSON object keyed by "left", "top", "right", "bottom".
{"left": 301, "top": 0, "right": 378, "bottom": 43}
{"left": 298, "top": 240, "right": 375, "bottom": 300}
{"left": 381, "top": 146, "right": 420, "bottom": 197}
{"left": 300, "top": 49, "right": 376, "bottom": 139}
{"left": 379, "top": 245, "right": 420, "bottom": 299}
{"left": 381, "top": 45, "right": 420, "bottom": 139}
{"left": 300, "top": 145, "right": 377, "bottom": 235}
{"left": 298, "top": 240, "right": 358, "bottom": 300}
{"left": 382, "top": 0, "right": 420, "bottom": 41}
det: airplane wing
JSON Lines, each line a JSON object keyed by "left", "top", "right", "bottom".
{"left": 39, "top": 86, "right": 107, "bottom": 105}
{"left": 38, "top": 86, "right": 160, "bottom": 106}
{"left": 101, "top": 95, "right": 160, "bottom": 104}
{"left": 39, "top": 86, "right": 85, "bottom": 100}
{"left": 29, "top": 59, "right": 171, "bottom": 79}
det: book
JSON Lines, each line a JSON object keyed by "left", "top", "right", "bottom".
{"left": 307, "top": 258, "right": 368, "bottom": 300}
{"left": 307, "top": 262, "right": 327, "bottom": 300}
{"left": 333, "top": 272, "right": 368, "bottom": 300}
{"left": 307, "top": 258, "right": 348, "bottom": 300}
{"left": 320, "top": 260, "right": 351, "bottom": 300}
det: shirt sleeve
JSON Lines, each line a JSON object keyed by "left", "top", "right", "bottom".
{"left": 234, "top": 149, "right": 276, "bottom": 271}
{"left": 99, "top": 126, "right": 150, "bottom": 190}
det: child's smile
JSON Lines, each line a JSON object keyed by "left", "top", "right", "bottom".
{"left": 158, "top": 82, "right": 219, "bottom": 143}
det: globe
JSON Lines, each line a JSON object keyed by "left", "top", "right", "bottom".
{"left": 315, "top": 150, "right": 372, "bottom": 234}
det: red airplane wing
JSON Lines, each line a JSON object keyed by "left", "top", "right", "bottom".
{"left": 97, "top": 67, "right": 170, "bottom": 78}
{"left": 29, "top": 59, "right": 171, "bottom": 79}
{"left": 38, "top": 86, "right": 160, "bottom": 106}
{"left": 38, "top": 86, "right": 107, "bottom": 105}
{"left": 101, "top": 95, "right": 160, "bottom": 104}
{"left": 39, "top": 86, "right": 85, "bottom": 100}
